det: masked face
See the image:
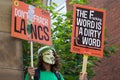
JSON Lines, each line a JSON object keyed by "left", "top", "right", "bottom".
{"left": 42, "top": 50, "right": 55, "bottom": 65}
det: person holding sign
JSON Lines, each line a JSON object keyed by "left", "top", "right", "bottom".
{"left": 25, "top": 46, "right": 64, "bottom": 80}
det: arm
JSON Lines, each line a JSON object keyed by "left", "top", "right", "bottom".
{"left": 59, "top": 72, "right": 64, "bottom": 80}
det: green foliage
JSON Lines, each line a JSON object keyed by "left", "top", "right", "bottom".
{"left": 22, "top": 0, "right": 117, "bottom": 80}
{"left": 104, "top": 42, "right": 118, "bottom": 57}
{"left": 70, "top": 0, "right": 89, "bottom": 4}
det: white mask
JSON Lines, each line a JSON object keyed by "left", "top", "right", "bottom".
{"left": 42, "top": 50, "right": 55, "bottom": 65}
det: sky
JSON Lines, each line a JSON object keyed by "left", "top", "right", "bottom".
{"left": 47, "top": 0, "right": 67, "bottom": 14}
{"left": 52, "top": 0, "right": 66, "bottom": 7}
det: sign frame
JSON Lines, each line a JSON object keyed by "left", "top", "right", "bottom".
{"left": 11, "top": 0, "right": 52, "bottom": 45}
{"left": 70, "top": 4, "right": 106, "bottom": 58}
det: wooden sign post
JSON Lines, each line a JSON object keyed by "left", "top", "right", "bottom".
{"left": 80, "top": 54, "right": 88, "bottom": 80}
{"left": 30, "top": 42, "right": 34, "bottom": 79}
{"left": 82, "top": 54, "right": 88, "bottom": 73}
{"left": 70, "top": 4, "right": 106, "bottom": 80}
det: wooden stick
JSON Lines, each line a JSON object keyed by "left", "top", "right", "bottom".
{"left": 30, "top": 41, "right": 34, "bottom": 80}
{"left": 82, "top": 54, "right": 88, "bottom": 73}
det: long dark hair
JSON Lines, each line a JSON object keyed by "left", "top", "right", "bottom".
{"left": 37, "top": 49, "right": 61, "bottom": 72}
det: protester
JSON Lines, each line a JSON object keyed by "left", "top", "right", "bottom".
{"left": 25, "top": 46, "right": 64, "bottom": 80}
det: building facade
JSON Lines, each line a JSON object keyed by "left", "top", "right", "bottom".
{"left": 0, "top": 0, "right": 23, "bottom": 80}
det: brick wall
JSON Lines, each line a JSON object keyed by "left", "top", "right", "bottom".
{"left": 88, "top": 0, "right": 120, "bottom": 80}
{"left": 66, "top": 0, "right": 120, "bottom": 80}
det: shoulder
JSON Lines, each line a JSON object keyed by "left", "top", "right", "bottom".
{"left": 59, "top": 72, "right": 64, "bottom": 80}
{"left": 55, "top": 71, "right": 64, "bottom": 80}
